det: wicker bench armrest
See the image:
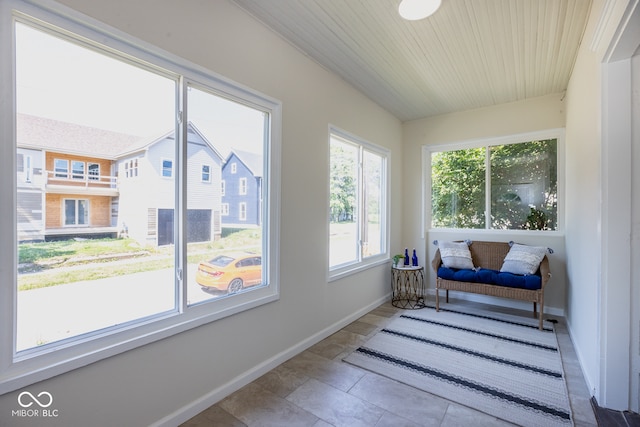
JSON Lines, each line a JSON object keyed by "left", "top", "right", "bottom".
{"left": 431, "top": 249, "right": 442, "bottom": 273}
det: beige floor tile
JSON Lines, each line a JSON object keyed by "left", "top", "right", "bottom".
{"left": 308, "top": 329, "right": 367, "bottom": 359}
{"left": 440, "top": 403, "right": 516, "bottom": 426}
{"left": 252, "top": 364, "right": 310, "bottom": 398}
{"left": 181, "top": 405, "right": 247, "bottom": 427}
{"left": 343, "top": 319, "right": 379, "bottom": 336}
{"left": 286, "top": 378, "right": 385, "bottom": 427}
{"left": 218, "top": 382, "right": 318, "bottom": 427}
{"left": 374, "top": 411, "right": 424, "bottom": 427}
{"left": 283, "top": 349, "right": 365, "bottom": 391}
{"left": 348, "top": 373, "right": 449, "bottom": 425}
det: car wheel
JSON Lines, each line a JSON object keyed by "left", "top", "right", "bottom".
{"left": 227, "top": 278, "right": 243, "bottom": 294}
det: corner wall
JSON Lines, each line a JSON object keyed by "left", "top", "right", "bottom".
{"left": 402, "top": 94, "right": 567, "bottom": 314}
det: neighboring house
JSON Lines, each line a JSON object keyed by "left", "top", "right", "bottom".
{"left": 221, "top": 150, "right": 263, "bottom": 228}
{"left": 16, "top": 114, "right": 224, "bottom": 246}
{"left": 17, "top": 114, "right": 139, "bottom": 242}
{"left": 116, "top": 122, "right": 224, "bottom": 246}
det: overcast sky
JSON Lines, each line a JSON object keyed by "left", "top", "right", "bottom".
{"left": 16, "top": 22, "right": 265, "bottom": 157}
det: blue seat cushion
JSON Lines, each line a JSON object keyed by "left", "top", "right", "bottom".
{"left": 437, "top": 267, "right": 542, "bottom": 290}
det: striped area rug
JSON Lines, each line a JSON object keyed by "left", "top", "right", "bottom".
{"left": 344, "top": 304, "right": 572, "bottom": 426}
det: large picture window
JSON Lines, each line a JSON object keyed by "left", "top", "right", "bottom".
{"left": 428, "top": 131, "right": 561, "bottom": 231}
{"left": 1, "top": 1, "right": 280, "bottom": 394}
{"left": 329, "top": 127, "right": 388, "bottom": 278}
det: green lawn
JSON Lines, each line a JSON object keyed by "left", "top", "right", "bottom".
{"left": 18, "top": 229, "right": 261, "bottom": 291}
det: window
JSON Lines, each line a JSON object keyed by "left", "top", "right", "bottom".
{"left": 221, "top": 203, "right": 229, "bottom": 215}
{"left": 125, "top": 159, "right": 138, "bottom": 178}
{"left": 428, "top": 130, "right": 561, "bottom": 231}
{"left": 64, "top": 199, "right": 88, "bottom": 226}
{"left": 71, "top": 160, "right": 84, "bottom": 179}
{"left": 221, "top": 180, "right": 226, "bottom": 196}
{"left": 231, "top": 162, "right": 237, "bottom": 173}
{"left": 239, "top": 177, "right": 247, "bottom": 195}
{"left": 23, "top": 154, "right": 32, "bottom": 182}
{"left": 239, "top": 202, "right": 247, "bottom": 220}
{"left": 161, "top": 159, "right": 173, "bottom": 178}
{"left": 329, "top": 127, "right": 388, "bottom": 278}
{"left": 88, "top": 163, "right": 99, "bottom": 181}
{"left": 202, "top": 164, "right": 211, "bottom": 182}
{"left": 54, "top": 158, "right": 68, "bottom": 178}
{"left": 2, "top": 2, "right": 280, "bottom": 394}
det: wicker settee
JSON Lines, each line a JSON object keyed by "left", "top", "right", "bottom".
{"left": 431, "top": 240, "right": 551, "bottom": 329}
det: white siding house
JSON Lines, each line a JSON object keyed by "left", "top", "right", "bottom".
{"left": 116, "top": 122, "right": 224, "bottom": 246}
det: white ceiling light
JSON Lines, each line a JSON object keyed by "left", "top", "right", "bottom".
{"left": 398, "top": 0, "right": 442, "bottom": 20}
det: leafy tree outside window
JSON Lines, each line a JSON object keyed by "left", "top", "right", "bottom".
{"left": 431, "top": 136, "right": 558, "bottom": 231}
{"left": 329, "top": 128, "right": 388, "bottom": 276}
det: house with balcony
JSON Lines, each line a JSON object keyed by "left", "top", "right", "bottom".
{"left": 16, "top": 114, "right": 224, "bottom": 245}
{"left": 16, "top": 114, "right": 139, "bottom": 242}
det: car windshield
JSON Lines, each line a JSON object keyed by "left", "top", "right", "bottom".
{"left": 208, "top": 255, "right": 235, "bottom": 267}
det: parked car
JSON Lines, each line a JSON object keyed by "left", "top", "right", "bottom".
{"left": 195, "top": 253, "right": 262, "bottom": 293}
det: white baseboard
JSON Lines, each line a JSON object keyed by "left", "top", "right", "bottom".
{"left": 151, "top": 293, "right": 391, "bottom": 427}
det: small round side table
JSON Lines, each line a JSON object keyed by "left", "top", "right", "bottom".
{"left": 391, "top": 265, "right": 425, "bottom": 309}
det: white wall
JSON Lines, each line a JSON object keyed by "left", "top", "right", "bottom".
{"left": 402, "top": 94, "right": 567, "bottom": 314}
{"left": 0, "top": 1, "right": 402, "bottom": 425}
{"left": 564, "top": 0, "right": 636, "bottom": 410}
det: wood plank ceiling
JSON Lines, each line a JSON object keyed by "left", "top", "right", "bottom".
{"left": 231, "top": 0, "right": 592, "bottom": 121}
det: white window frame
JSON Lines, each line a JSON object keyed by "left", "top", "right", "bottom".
{"left": 239, "top": 202, "right": 247, "bottom": 220}
{"left": 328, "top": 125, "right": 390, "bottom": 281}
{"left": 54, "top": 158, "right": 68, "bottom": 178}
{"left": 221, "top": 203, "right": 229, "bottom": 216}
{"left": 239, "top": 177, "right": 247, "bottom": 195}
{"left": 221, "top": 179, "right": 226, "bottom": 196}
{"left": 63, "top": 198, "right": 89, "bottom": 226}
{"left": 422, "top": 128, "right": 565, "bottom": 235}
{"left": 161, "top": 158, "right": 173, "bottom": 178}
{"left": 23, "top": 154, "right": 32, "bottom": 182}
{"left": 0, "top": 0, "right": 282, "bottom": 394}
{"left": 71, "top": 160, "right": 84, "bottom": 180}
{"left": 201, "top": 164, "right": 211, "bottom": 183}
{"left": 88, "top": 162, "right": 99, "bottom": 181}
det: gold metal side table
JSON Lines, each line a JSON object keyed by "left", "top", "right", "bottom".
{"left": 391, "top": 265, "right": 425, "bottom": 309}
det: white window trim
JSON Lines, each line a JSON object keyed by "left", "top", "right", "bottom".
{"left": 88, "top": 162, "right": 99, "bottom": 181}
{"left": 161, "top": 158, "right": 173, "bottom": 178}
{"left": 239, "top": 177, "right": 247, "bottom": 195}
{"left": 201, "top": 164, "right": 211, "bottom": 183}
{"left": 0, "top": 0, "right": 282, "bottom": 394}
{"left": 54, "top": 158, "right": 68, "bottom": 178}
{"left": 327, "top": 125, "right": 390, "bottom": 282}
{"left": 239, "top": 202, "right": 247, "bottom": 220}
{"left": 63, "top": 198, "right": 89, "bottom": 226}
{"left": 421, "top": 128, "right": 566, "bottom": 236}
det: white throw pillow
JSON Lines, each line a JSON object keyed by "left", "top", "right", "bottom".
{"left": 500, "top": 243, "right": 547, "bottom": 275}
{"left": 438, "top": 241, "right": 474, "bottom": 270}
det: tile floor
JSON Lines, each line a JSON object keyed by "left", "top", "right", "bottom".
{"left": 181, "top": 300, "right": 598, "bottom": 427}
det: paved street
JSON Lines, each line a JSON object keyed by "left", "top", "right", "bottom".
{"left": 16, "top": 264, "right": 218, "bottom": 351}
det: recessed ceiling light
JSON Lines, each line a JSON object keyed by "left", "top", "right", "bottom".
{"left": 398, "top": 0, "right": 442, "bottom": 21}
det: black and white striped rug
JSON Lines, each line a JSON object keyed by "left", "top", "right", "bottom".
{"left": 344, "top": 304, "right": 572, "bottom": 426}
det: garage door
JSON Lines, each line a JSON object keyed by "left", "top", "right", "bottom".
{"left": 157, "top": 209, "right": 211, "bottom": 245}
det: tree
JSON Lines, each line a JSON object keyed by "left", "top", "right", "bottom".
{"left": 329, "top": 141, "right": 356, "bottom": 222}
{"left": 431, "top": 139, "right": 557, "bottom": 230}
